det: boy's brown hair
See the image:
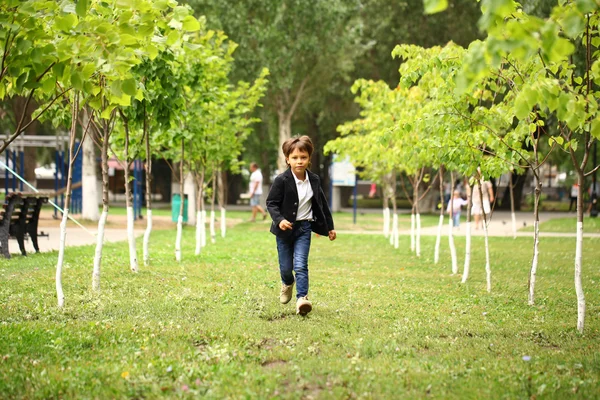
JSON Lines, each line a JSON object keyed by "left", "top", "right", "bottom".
{"left": 282, "top": 136, "right": 314, "bottom": 168}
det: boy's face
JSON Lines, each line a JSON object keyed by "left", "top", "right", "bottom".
{"left": 286, "top": 148, "right": 310, "bottom": 177}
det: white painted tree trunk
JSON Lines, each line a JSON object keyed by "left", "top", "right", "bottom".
{"left": 56, "top": 209, "right": 68, "bottom": 307}
{"left": 195, "top": 211, "right": 203, "bottom": 255}
{"left": 81, "top": 123, "right": 99, "bottom": 221}
{"left": 383, "top": 207, "right": 390, "bottom": 238}
{"left": 126, "top": 206, "right": 138, "bottom": 272}
{"left": 434, "top": 214, "right": 444, "bottom": 264}
{"left": 575, "top": 220, "right": 585, "bottom": 333}
{"left": 220, "top": 207, "right": 226, "bottom": 238}
{"left": 92, "top": 209, "right": 108, "bottom": 291}
{"left": 461, "top": 221, "right": 472, "bottom": 284}
{"left": 410, "top": 211, "right": 415, "bottom": 252}
{"left": 416, "top": 212, "right": 421, "bottom": 257}
{"left": 143, "top": 209, "right": 152, "bottom": 266}
{"left": 210, "top": 210, "right": 216, "bottom": 244}
{"left": 509, "top": 174, "right": 517, "bottom": 239}
{"left": 528, "top": 220, "right": 540, "bottom": 305}
{"left": 392, "top": 213, "right": 399, "bottom": 249}
{"left": 448, "top": 216, "right": 457, "bottom": 275}
{"left": 175, "top": 215, "right": 183, "bottom": 262}
{"left": 202, "top": 210, "right": 207, "bottom": 247}
{"left": 483, "top": 217, "right": 491, "bottom": 292}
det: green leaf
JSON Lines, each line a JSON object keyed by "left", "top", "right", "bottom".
{"left": 575, "top": 0, "right": 598, "bottom": 14}
{"left": 166, "top": 30, "right": 180, "bottom": 46}
{"left": 529, "top": 123, "right": 537, "bottom": 133}
{"left": 76, "top": 0, "right": 88, "bottom": 17}
{"left": 120, "top": 34, "right": 137, "bottom": 46}
{"left": 423, "top": 0, "right": 448, "bottom": 14}
{"left": 121, "top": 78, "right": 137, "bottom": 96}
{"left": 182, "top": 16, "right": 200, "bottom": 31}
{"left": 71, "top": 70, "right": 84, "bottom": 90}
{"left": 55, "top": 14, "right": 78, "bottom": 32}
{"left": 560, "top": 8, "right": 585, "bottom": 39}
{"left": 591, "top": 117, "right": 600, "bottom": 140}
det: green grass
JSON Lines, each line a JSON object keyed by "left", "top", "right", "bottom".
{"left": 1, "top": 221, "right": 600, "bottom": 398}
{"left": 521, "top": 217, "right": 600, "bottom": 234}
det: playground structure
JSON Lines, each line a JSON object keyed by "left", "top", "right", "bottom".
{"left": 1, "top": 134, "right": 144, "bottom": 219}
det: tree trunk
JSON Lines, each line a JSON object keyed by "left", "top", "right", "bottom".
{"left": 195, "top": 170, "right": 205, "bottom": 256}
{"left": 175, "top": 142, "right": 185, "bottom": 262}
{"left": 499, "top": 170, "right": 527, "bottom": 210}
{"left": 56, "top": 93, "right": 79, "bottom": 307}
{"left": 448, "top": 171, "right": 457, "bottom": 275}
{"left": 210, "top": 170, "right": 217, "bottom": 244}
{"left": 123, "top": 119, "right": 138, "bottom": 272}
{"left": 143, "top": 109, "right": 153, "bottom": 266}
{"left": 82, "top": 110, "right": 99, "bottom": 221}
{"left": 528, "top": 177, "right": 542, "bottom": 305}
{"left": 575, "top": 172, "right": 586, "bottom": 333}
{"left": 478, "top": 178, "right": 491, "bottom": 292}
{"left": 434, "top": 169, "right": 444, "bottom": 264}
{"left": 217, "top": 169, "right": 226, "bottom": 238}
{"left": 92, "top": 115, "right": 111, "bottom": 292}
{"left": 277, "top": 110, "right": 292, "bottom": 173}
{"left": 509, "top": 174, "right": 517, "bottom": 239}
{"left": 462, "top": 182, "right": 473, "bottom": 284}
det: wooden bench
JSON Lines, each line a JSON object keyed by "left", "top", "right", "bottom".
{"left": 0, "top": 193, "right": 49, "bottom": 259}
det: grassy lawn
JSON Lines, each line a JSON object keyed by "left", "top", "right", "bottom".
{"left": 521, "top": 217, "right": 600, "bottom": 234}
{"left": 1, "top": 222, "right": 600, "bottom": 398}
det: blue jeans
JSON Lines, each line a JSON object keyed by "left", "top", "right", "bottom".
{"left": 276, "top": 220, "right": 312, "bottom": 299}
{"left": 452, "top": 212, "right": 461, "bottom": 227}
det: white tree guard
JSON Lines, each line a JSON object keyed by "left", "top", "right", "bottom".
{"left": 434, "top": 214, "right": 444, "bottom": 264}
{"left": 461, "top": 221, "right": 472, "bottom": 284}
{"left": 55, "top": 209, "right": 68, "bottom": 307}
{"left": 575, "top": 221, "right": 585, "bottom": 333}
{"left": 195, "top": 210, "right": 203, "bottom": 255}
{"left": 143, "top": 209, "right": 152, "bottom": 266}
{"left": 92, "top": 210, "right": 108, "bottom": 291}
{"left": 210, "top": 210, "right": 216, "bottom": 244}
{"left": 126, "top": 206, "right": 138, "bottom": 272}
{"left": 448, "top": 217, "right": 457, "bottom": 275}
{"left": 220, "top": 207, "right": 226, "bottom": 238}
{"left": 528, "top": 220, "right": 540, "bottom": 305}
{"left": 175, "top": 215, "right": 183, "bottom": 262}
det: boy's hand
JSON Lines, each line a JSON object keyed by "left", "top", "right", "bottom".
{"left": 328, "top": 230, "right": 337, "bottom": 241}
{"left": 279, "top": 219, "right": 293, "bottom": 231}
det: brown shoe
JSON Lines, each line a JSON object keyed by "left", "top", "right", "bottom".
{"left": 296, "top": 296, "right": 312, "bottom": 316}
{"left": 279, "top": 282, "right": 294, "bottom": 304}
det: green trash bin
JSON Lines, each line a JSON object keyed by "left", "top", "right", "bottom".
{"left": 171, "top": 194, "right": 188, "bottom": 223}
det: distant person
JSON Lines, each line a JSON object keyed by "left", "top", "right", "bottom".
{"left": 248, "top": 162, "right": 267, "bottom": 222}
{"left": 447, "top": 190, "right": 468, "bottom": 228}
{"left": 470, "top": 176, "right": 494, "bottom": 230}
{"left": 266, "top": 135, "right": 336, "bottom": 316}
{"left": 443, "top": 181, "right": 452, "bottom": 208}
{"left": 569, "top": 183, "right": 579, "bottom": 212}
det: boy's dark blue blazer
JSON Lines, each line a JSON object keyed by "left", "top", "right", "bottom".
{"left": 266, "top": 168, "right": 335, "bottom": 239}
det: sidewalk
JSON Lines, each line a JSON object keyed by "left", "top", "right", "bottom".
{"left": 5, "top": 209, "right": 598, "bottom": 257}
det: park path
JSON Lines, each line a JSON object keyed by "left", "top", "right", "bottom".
{"left": 5, "top": 208, "right": 600, "bottom": 257}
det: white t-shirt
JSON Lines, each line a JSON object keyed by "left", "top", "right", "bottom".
{"left": 250, "top": 169, "right": 263, "bottom": 195}
{"left": 293, "top": 171, "right": 314, "bottom": 221}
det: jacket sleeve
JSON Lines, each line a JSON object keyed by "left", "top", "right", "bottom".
{"left": 266, "top": 176, "right": 285, "bottom": 226}
{"left": 319, "top": 185, "right": 335, "bottom": 231}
